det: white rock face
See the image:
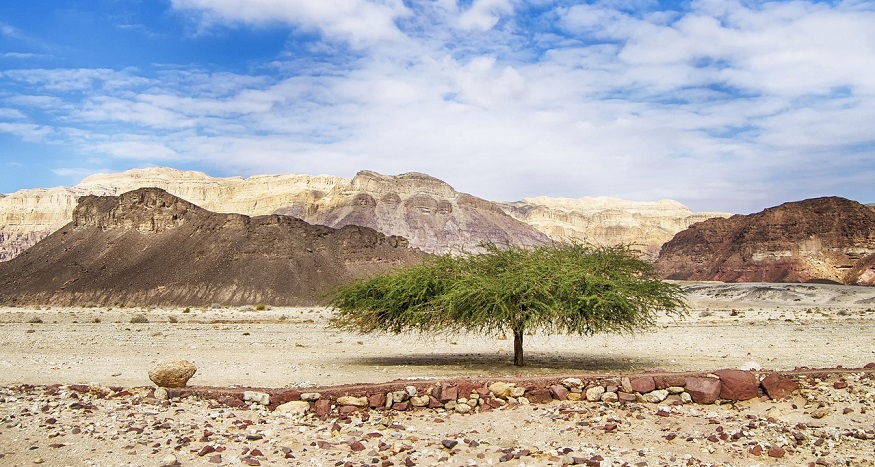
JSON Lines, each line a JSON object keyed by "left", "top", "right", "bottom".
{"left": 499, "top": 196, "right": 730, "bottom": 257}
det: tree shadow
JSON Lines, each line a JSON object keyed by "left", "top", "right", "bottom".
{"left": 351, "top": 352, "right": 667, "bottom": 376}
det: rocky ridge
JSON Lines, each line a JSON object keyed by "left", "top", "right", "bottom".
{"left": 0, "top": 167, "right": 726, "bottom": 260}
{"left": 655, "top": 197, "right": 875, "bottom": 285}
{"left": 0, "top": 188, "right": 423, "bottom": 306}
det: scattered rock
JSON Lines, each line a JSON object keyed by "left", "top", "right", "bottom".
{"left": 160, "top": 454, "right": 179, "bottom": 466}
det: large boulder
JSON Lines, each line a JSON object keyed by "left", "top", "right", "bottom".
{"left": 148, "top": 360, "right": 197, "bottom": 388}
{"left": 714, "top": 369, "right": 759, "bottom": 400}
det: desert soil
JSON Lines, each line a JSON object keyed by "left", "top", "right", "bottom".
{"left": 1, "top": 282, "right": 875, "bottom": 466}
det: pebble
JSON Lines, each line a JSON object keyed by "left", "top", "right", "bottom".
{"left": 160, "top": 454, "right": 178, "bottom": 466}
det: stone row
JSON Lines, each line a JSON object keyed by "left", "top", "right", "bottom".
{"left": 162, "top": 368, "right": 806, "bottom": 418}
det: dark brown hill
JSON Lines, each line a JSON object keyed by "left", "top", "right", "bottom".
{"left": 0, "top": 188, "right": 425, "bottom": 306}
{"left": 655, "top": 197, "right": 875, "bottom": 285}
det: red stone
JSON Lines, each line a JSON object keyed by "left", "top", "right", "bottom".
{"left": 749, "top": 445, "right": 763, "bottom": 456}
{"left": 350, "top": 441, "right": 366, "bottom": 451}
{"left": 833, "top": 380, "right": 848, "bottom": 389}
{"left": 767, "top": 446, "right": 785, "bottom": 458}
{"left": 439, "top": 385, "right": 457, "bottom": 403}
{"left": 271, "top": 389, "right": 301, "bottom": 407}
{"left": 368, "top": 393, "right": 386, "bottom": 408}
{"left": 314, "top": 399, "right": 332, "bottom": 417}
{"left": 685, "top": 377, "right": 721, "bottom": 404}
{"left": 525, "top": 388, "right": 553, "bottom": 404}
{"left": 629, "top": 376, "right": 656, "bottom": 393}
{"left": 208, "top": 454, "right": 222, "bottom": 463}
{"left": 428, "top": 396, "right": 443, "bottom": 408}
{"left": 714, "top": 369, "right": 759, "bottom": 400}
{"left": 864, "top": 362, "right": 875, "bottom": 369}
{"left": 339, "top": 405, "right": 358, "bottom": 414}
{"left": 617, "top": 392, "right": 637, "bottom": 403}
{"left": 653, "top": 375, "right": 686, "bottom": 389}
{"left": 392, "top": 402, "right": 410, "bottom": 411}
{"left": 760, "top": 373, "right": 799, "bottom": 400}
{"left": 550, "top": 385, "right": 568, "bottom": 401}
{"left": 456, "top": 382, "right": 480, "bottom": 399}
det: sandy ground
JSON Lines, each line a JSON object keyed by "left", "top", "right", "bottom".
{"left": 1, "top": 283, "right": 874, "bottom": 388}
{"left": 1, "top": 282, "right": 875, "bottom": 466}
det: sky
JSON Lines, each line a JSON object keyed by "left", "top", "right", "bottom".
{"left": 0, "top": 0, "right": 873, "bottom": 214}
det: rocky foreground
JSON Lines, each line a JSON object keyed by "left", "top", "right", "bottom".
{"left": 2, "top": 368, "right": 874, "bottom": 466}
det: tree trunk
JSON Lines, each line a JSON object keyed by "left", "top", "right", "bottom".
{"left": 513, "top": 329, "right": 524, "bottom": 366}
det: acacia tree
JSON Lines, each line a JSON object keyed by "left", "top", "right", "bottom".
{"left": 328, "top": 243, "right": 687, "bottom": 366}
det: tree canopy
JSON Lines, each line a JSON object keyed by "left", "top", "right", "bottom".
{"left": 328, "top": 243, "right": 687, "bottom": 366}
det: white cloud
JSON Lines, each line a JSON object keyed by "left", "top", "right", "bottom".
{"left": 456, "top": 0, "right": 516, "bottom": 31}
{"left": 1, "top": 0, "right": 873, "bottom": 212}
{"left": 170, "top": 0, "right": 411, "bottom": 46}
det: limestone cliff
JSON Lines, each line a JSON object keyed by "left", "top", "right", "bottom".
{"left": 499, "top": 197, "right": 730, "bottom": 257}
{"left": 654, "top": 197, "right": 875, "bottom": 286}
{"left": 0, "top": 188, "right": 423, "bottom": 306}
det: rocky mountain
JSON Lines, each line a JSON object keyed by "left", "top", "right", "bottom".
{"left": 500, "top": 197, "right": 729, "bottom": 257}
{"left": 0, "top": 167, "right": 729, "bottom": 260}
{"left": 0, "top": 188, "right": 424, "bottom": 306}
{"left": 274, "top": 171, "right": 550, "bottom": 253}
{"left": 655, "top": 197, "right": 875, "bottom": 285}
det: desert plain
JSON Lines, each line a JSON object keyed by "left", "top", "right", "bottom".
{"left": 1, "top": 282, "right": 874, "bottom": 466}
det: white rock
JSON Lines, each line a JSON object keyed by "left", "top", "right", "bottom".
{"left": 300, "top": 392, "right": 321, "bottom": 401}
{"left": 405, "top": 385, "right": 417, "bottom": 397}
{"left": 410, "top": 395, "right": 429, "bottom": 407}
{"left": 243, "top": 391, "right": 270, "bottom": 405}
{"left": 510, "top": 387, "right": 526, "bottom": 398}
{"left": 600, "top": 392, "right": 619, "bottom": 403}
{"left": 153, "top": 387, "right": 169, "bottom": 400}
{"left": 586, "top": 386, "right": 606, "bottom": 402}
{"left": 681, "top": 392, "right": 693, "bottom": 404}
{"left": 455, "top": 402, "right": 472, "bottom": 413}
{"left": 275, "top": 401, "right": 311, "bottom": 416}
{"left": 489, "top": 382, "right": 515, "bottom": 399}
{"left": 518, "top": 397, "right": 530, "bottom": 405}
{"left": 336, "top": 395, "right": 368, "bottom": 407}
{"left": 740, "top": 361, "right": 762, "bottom": 371}
{"left": 160, "top": 454, "right": 178, "bottom": 466}
{"left": 641, "top": 390, "right": 669, "bottom": 403}
{"left": 562, "top": 378, "right": 584, "bottom": 390}
{"left": 666, "top": 386, "right": 685, "bottom": 394}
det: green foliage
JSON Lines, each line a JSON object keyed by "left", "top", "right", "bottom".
{"left": 328, "top": 243, "right": 687, "bottom": 366}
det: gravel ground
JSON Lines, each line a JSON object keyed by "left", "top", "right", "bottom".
{"left": 1, "top": 282, "right": 875, "bottom": 466}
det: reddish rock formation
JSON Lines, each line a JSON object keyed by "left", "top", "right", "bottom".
{"left": 655, "top": 197, "right": 875, "bottom": 285}
{"left": 684, "top": 377, "right": 722, "bottom": 404}
{"left": 0, "top": 188, "right": 424, "bottom": 306}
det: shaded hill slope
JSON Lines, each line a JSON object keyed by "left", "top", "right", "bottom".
{"left": 655, "top": 197, "right": 875, "bottom": 285}
{"left": 0, "top": 188, "right": 425, "bottom": 306}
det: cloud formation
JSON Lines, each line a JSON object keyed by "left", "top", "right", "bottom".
{"left": 0, "top": 0, "right": 873, "bottom": 213}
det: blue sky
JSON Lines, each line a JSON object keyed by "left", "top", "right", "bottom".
{"left": 1, "top": 0, "right": 873, "bottom": 213}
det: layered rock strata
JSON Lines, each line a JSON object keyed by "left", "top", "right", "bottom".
{"left": 0, "top": 188, "right": 424, "bottom": 306}
{"left": 655, "top": 197, "right": 875, "bottom": 285}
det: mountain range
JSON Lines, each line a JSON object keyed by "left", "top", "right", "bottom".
{"left": 0, "top": 167, "right": 728, "bottom": 261}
